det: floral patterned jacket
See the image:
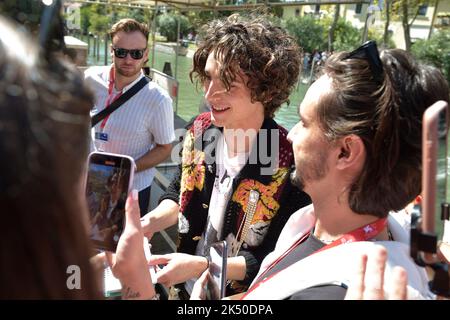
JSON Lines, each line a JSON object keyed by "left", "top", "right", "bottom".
{"left": 160, "top": 112, "right": 311, "bottom": 293}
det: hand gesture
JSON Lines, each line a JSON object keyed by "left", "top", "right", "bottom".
{"left": 345, "top": 245, "right": 407, "bottom": 300}
{"left": 105, "top": 190, "right": 156, "bottom": 299}
{"left": 149, "top": 252, "right": 208, "bottom": 288}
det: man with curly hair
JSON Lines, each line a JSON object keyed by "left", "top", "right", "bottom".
{"left": 141, "top": 13, "right": 311, "bottom": 299}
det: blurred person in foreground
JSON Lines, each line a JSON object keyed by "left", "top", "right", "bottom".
{"left": 0, "top": 15, "right": 153, "bottom": 300}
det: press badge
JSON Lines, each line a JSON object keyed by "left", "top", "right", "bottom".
{"left": 95, "top": 132, "right": 108, "bottom": 141}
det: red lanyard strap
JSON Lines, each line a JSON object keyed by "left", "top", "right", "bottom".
{"left": 242, "top": 217, "right": 387, "bottom": 299}
{"left": 91, "top": 69, "right": 150, "bottom": 128}
{"left": 100, "top": 67, "right": 123, "bottom": 129}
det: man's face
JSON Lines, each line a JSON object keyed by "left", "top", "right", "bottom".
{"left": 203, "top": 52, "right": 264, "bottom": 129}
{"left": 111, "top": 30, "right": 148, "bottom": 78}
{"left": 287, "top": 75, "right": 332, "bottom": 193}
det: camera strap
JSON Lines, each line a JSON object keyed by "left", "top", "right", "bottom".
{"left": 91, "top": 75, "right": 151, "bottom": 128}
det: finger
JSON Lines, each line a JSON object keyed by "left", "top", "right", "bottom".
{"left": 90, "top": 252, "right": 107, "bottom": 271}
{"left": 149, "top": 255, "right": 171, "bottom": 266}
{"left": 104, "top": 251, "right": 114, "bottom": 269}
{"left": 363, "top": 246, "right": 387, "bottom": 300}
{"left": 389, "top": 266, "right": 408, "bottom": 300}
{"left": 154, "top": 265, "right": 173, "bottom": 287}
{"left": 198, "top": 268, "right": 210, "bottom": 286}
{"left": 191, "top": 269, "right": 210, "bottom": 300}
{"left": 123, "top": 190, "right": 141, "bottom": 232}
{"left": 345, "top": 253, "right": 367, "bottom": 300}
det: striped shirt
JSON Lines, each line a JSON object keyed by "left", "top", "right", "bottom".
{"left": 85, "top": 65, "right": 175, "bottom": 191}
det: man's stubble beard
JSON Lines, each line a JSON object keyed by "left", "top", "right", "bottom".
{"left": 290, "top": 149, "right": 329, "bottom": 191}
{"left": 115, "top": 63, "right": 142, "bottom": 78}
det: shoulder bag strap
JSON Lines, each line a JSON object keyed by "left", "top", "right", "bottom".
{"left": 91, "top": 76, "right": 150, "bottom": 128}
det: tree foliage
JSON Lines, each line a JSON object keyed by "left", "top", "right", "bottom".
{"left": 391, "top": 0, "right": 432, "bottom": 51}
{"left": 157, "top": 13, "right": 191, "bottom": 42}
{"left": 368, "top": 26, "right": 396, "bottom": 49}
{"left": 185, "top": 11, "right": 218, "bottom": 32}
{"left": 331, "top": 19, "right": 362, "bottom": 52}
{"left": 79, "top": 4, "right": 152, "bottom": 36}
{"left": 284, "top": 15, "right": 325, "bottom": 53}
{"left": 411, "top": 29, "right": 450, "bottom": 84}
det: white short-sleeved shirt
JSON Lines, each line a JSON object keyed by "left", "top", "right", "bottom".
{"left": 85, "top": 66, "right": 175, "bottom": 191}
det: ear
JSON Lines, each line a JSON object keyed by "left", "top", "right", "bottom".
{"left": 335, "top": 135, "right": 366, "bottom": 171}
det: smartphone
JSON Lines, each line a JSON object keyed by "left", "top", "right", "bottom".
{"left": 422, "top": 101, "right": 449, "bottom": 238}
{"left": 205, "top": 241, "right": 228, "bottom": 300}
{"left": 86, "top": 151, "right": 135, "bottom": 252}
{"left": 414, "top": 101, "right": 449, "bottom": 265}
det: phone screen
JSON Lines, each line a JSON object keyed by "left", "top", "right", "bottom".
{"left": 86, "top": 152, "right": 134, "bottom": 252}
{"left": 436, "top": 108, "right": 449, "bottom": 241}
{"left": 205, "top": 241, "right": 227, "bottom": 300}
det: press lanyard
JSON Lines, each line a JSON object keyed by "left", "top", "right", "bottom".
{"left": 100, "top": 66, "right": 123, "bottom": 130}
{"left": 241, "top": 217, "right": 387, "bottom": 299}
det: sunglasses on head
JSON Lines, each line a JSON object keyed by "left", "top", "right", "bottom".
{"left": 112, "top": 47, "right": 146, "bottom": 60}
{"left": 343, "top": 40, "right": 383, "bottom": 81}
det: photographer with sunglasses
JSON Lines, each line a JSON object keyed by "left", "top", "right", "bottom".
{"left": 85, "top": 19, "right": 175, "bottom": 216}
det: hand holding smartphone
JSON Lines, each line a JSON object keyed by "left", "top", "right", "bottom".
{"left": 86, "top": 152, "right": 135, "bottom": 252}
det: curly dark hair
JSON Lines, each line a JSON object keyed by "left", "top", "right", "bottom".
{"left": 316, "top": 47, "right": 449, "bottom": 218}
{"left": 190, "top": 13, "right": 301, "bottom": 118}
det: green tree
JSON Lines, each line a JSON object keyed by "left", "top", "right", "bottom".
{"left": 80, "top": 4, "right": 152, "bottom": 36}
{"left": 331, "top": 19, "right": 361, "bottom": 51}
{"left": 368, "top": 27, "right": 396, "bottom": 49}
{"left": 411, "top": 29, "right": 450, "bottom": 83}
{"left": 89, "top": 14, "right": 110, "bottom": 35}
{"left": 79, "top": 5, "right": 92, "bottom": 35}
{"left": 80, "top": 4, "right": 110, "bottom": 36}
{"left": 284, "top": 15, "right": 325, "bottom": 53}
{"left": 328, "top": 4, "right": 341, "bottom": 51}
{"left": 185, "top": 10, "right": 219, "bottom": 35}
{"left": 383, "top": 0, "right": 392, "bottom": 48}
{"left": 392, "top": 0, "right": 431, "bottom": 51}
{"left": 316, "top": 14, "right": 360, "bottom": 52}
{"left": 157, "top": 12, "right": 190, "bottom": 42}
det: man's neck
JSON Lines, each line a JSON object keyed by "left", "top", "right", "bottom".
{"left": 311, "top": 195, "right": 388, "bottom": 243}
{"left": 223, "top": 114, "right": 264, "bottom": 156}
